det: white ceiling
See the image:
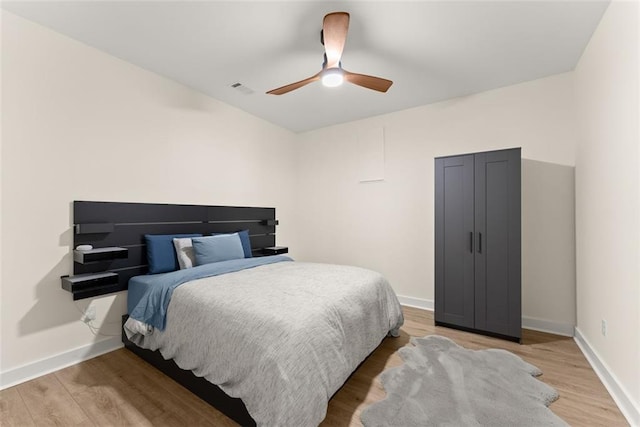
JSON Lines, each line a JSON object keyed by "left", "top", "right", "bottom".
{"left": 3, "top": 1, "right": 609, "bottom": 133}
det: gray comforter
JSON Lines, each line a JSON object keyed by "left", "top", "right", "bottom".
{"left": 127, "top": 261, "right": 404, "bottom": 426}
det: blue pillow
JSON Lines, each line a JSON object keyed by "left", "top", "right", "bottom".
{"left": 193, "top": 234, "right": 245, "bottom": 265}
{"left": 145, "top": 233, "right": 202, "bottom": 274}
{"left": 212, "top": 229, "right": 252, "bottom": 258}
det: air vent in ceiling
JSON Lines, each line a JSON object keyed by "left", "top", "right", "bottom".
{"left": 230, "top": 82, "right": 254, "bottom": 95}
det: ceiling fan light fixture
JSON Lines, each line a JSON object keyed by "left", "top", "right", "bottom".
{"left": 266, "top": 12, "right": 392, "bottom": 95}
{"left": 321, "top": 68, "right": 344, "bottom": 87}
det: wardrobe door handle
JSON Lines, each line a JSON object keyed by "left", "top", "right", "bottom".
{"left": 469, "top": 232, "right": 473, "bottom": 253}
{"left": 478, "top": 232, "right": 482, "bottom": 253}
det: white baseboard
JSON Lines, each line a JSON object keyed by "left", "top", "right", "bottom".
{"left": 397, "top": 295, "right": 434, "bottom": 311}
{"left": 574, "top": 327, "right": 640, "bottom": 427}
{"left": 0, "top": 337, "right": 123, "bottom": 390}
{"left": 521, "top": 316, "right": 574, "bottom": 337}
{"left": 397, "top": 297, "right": 574, "bottom": 337}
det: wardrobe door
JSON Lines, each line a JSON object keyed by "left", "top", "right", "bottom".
{"left": 474, "top": 148, "right": 521, "bottom": 339}
{"left": 435, "top": 154, "right": 475, "bottom": 328}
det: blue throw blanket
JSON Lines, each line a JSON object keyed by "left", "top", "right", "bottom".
{"left": 128, "top": 255, "right": 292, "bottom": 330}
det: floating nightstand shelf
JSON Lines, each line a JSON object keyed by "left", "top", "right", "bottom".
{"left": 75, "top": 223, "right": 114, "bottom": 234}
{"left": 74, "top": 247, "right": 128, "bottom": 264}
{"left": 61, "top": 272, "right": 123, "bottom": 300}
{"left": 262, "top": 246, "right": 288, "bottom": 255}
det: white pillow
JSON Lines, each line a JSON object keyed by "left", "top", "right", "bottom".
{"left": 173, "top": 237, "right": 197, "bottom": 269}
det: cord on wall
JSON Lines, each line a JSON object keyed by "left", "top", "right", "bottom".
{"left": 74, "top": 301, "right": 121, "bottom": 337}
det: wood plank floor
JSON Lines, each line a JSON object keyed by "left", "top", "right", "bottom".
{"left": 1, "top": 306, "right": 628, "bottom": 426}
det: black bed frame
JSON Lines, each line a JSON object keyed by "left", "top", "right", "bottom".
{"left": 74, "top": 200, "right": 279, "bottom": 425}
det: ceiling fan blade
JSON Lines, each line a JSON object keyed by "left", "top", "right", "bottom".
{"left": 343, "top": 70, "right": 393, "bottom": 93}
{"left": 323, "top": 12, "right": 350, "bottom": 69}
{"left": 266, "top": 72, "right": 321, "bottom": 95}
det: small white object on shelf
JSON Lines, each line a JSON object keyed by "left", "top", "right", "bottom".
{"left": 75, "top": 244, "right": 93, "bottom": 251}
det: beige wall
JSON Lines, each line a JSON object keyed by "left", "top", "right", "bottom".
{"left": 0, "top": 8, "right": 4, "bottom": 373}
{"left": 1, "top": 12, "right": 297, "bottom": 373}
{"left": 295, "top": 73, "right": 579, "bottom": 334}
{"left": 521, "top": 159, "right": 576, "bottom": 333}
{"left": 574, "top": 0, "right": 640, "bottom": 418}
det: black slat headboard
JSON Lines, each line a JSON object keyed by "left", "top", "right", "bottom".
{"left": 73, "top": 201, "right": 277, "bottom": 291}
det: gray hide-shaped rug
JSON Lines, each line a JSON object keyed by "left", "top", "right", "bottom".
{"left": 360, "top": 335, "right": 567, "bottom": 427}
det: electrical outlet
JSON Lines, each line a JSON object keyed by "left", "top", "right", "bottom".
{"left": 601, "top": 319, "right": 607, "bottom": 337}
{"left": 82, "top": 305, "right": 96, "bottom": 323}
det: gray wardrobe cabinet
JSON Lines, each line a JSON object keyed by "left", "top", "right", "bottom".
{"left": 434, "top": 148, "right": 521, "bottom": 342}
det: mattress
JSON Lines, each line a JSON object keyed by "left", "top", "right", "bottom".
{"left": 125, "top": 259, "right": 404, "bottom": 426}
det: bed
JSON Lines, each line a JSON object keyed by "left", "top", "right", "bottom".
{"left": 72, "top": 201, "right": 403, "bottom": 425}
{"left": 124, "top": 256, "right": 403, "bottom": 425}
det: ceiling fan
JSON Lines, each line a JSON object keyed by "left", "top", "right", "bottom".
{"left": 266, "top": 12, "right": 393, "bottom": 95}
